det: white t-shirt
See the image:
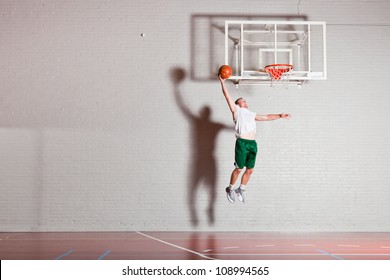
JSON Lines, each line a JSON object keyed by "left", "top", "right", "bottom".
{"left": 234, "top": 105, "right": 257, "bottom": 138}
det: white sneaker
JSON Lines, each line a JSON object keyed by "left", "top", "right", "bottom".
{"left": 235, "top": 187, "right": 245, "bottom": 203}
{"left": 225, "top": 187, "right": 236, "bottom": 203}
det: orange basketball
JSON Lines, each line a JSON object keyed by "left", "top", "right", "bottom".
{"left": 218, "top": 65, "right": 232, "bottom": 79}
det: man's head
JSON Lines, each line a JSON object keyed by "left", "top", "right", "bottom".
{"left": 235, "top": 97, "right": 248, "bottom": 108}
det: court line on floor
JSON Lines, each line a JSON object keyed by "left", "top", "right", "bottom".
{"left": 136, "top": 231, "right": 217, "bottom": 260}
{"left": 98, "top": 250, "right": 112, "bottom": 260}
{"left": 317, "top": 249, "right": 344, "bottom": 260}
{"left": 338, "top": 254, "right": 390, "bottom": 256}
{"left": 206, "top": 253, "right": 390, "bottom": 258}
{"left": 206, "top": 253, "right": 331, "bottom": 257}
{"left": 54, "top": 249, "right": 75, "bottom": 260}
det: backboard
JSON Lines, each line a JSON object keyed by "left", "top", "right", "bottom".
{"left": 224, "top": 21, "right": 327, "bottom": 86}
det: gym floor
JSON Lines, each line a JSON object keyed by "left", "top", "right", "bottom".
{"left": 1, "top": 231, "right": 390, "bottom": 260}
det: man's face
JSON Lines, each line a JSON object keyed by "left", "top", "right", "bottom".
{"left": 237, "top": 98, "right": 248, "bottom": 109}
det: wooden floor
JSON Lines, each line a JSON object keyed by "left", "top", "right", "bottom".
{"left": 1, "top": 231, "right": 390, "bottom": 260}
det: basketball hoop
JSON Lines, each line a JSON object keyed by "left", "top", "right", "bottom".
{"left": 264, "top": 64, "right": 293, "bottom": 88}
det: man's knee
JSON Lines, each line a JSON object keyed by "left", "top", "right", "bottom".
{"left": 245, "top": 168, "right": 254, "bottom": 175}
{"left": 234, "top": 168, "right": 242, "bottom": 174}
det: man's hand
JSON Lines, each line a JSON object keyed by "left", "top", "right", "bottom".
{"left": 218, "top": 75, "right": 226, "bottom": 83}
{"left": 280, "top": 113, "right": 291, "bottom": 120}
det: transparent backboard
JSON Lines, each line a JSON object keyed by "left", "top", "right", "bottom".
{"left": 224, "top": 21, "right": 327, "bottom": 86}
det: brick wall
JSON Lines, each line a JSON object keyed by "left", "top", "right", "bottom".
{"left": 1, "top": 0, "right": 390, "bottom": 231}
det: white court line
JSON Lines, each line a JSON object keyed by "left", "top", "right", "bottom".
{"left": 381, "top": 246, "right": 390, "bottom": 249}
{"left": 223, "top": 246, "right": 239, "bottom": 250}
{"left": 207, "top": 253, "right": 390, "bottom": 257}
{"left": 338, "top": 254, "right": 390, "bottom": 256}
{"left": 203, "top": 249, "right": 213, "bottom": 252}
{"left": 207, "top": 253, "right": 327, "bottom": 256}
{"left": 136, "top": 231, "right": 217, "bottom": 260}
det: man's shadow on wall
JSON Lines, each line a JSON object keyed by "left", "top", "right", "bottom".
{"left": 170, "top": 67, "right": 232, "bottom": 227}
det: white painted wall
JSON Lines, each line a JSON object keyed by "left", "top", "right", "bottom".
{"left": 1, "top": 0, "right": 390, "bottom": 231}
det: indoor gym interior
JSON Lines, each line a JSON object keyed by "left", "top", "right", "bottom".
{"left": 1, "top": 0, "right": 390, "bottom": 262}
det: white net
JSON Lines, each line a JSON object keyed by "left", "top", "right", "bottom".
{"left": 265, "top": 64, "right": 293, "bottom": 88}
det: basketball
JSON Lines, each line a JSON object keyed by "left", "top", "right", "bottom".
{"left": 218, "top": 65, "right": 232, "bottom": 79}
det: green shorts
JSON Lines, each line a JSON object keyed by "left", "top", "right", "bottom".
{"left": 234, "top": 138, "right": 258, "bottom": 169}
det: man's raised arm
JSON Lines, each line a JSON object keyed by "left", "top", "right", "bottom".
{"left": 219, "top": 76, "right": 236, "bottom": 119}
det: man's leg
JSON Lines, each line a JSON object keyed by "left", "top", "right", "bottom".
{"left": 236, "top": 168, "right": 253, "bottom": 203}
{"left": 227, "top": 138, "right": 246, "bottom": 203}
{"left": 226, "top": 168, "right": 242, "bottom": 203}
{"left": 236, "top": 140, "right": 257, "bottom": 203}
{"left": 240, "top": 168, "right": 253, "bottom": 185}
{"left": 230, "top": 168, "right": 242, "bottom": 186}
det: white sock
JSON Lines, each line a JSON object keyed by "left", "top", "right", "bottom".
{"left": 229, "top": 184, "right": 234, "bottom": 190}
{"left": 239, "top": 184, "right": 246, "bottom": 190}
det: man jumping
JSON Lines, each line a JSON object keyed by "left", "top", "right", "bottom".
{"left": 219, "top": 75, "right": 291, "bottom": 203}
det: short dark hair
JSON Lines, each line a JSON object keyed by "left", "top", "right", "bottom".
{"left": 235, "top": 97, "right": 243, "bottom": 105}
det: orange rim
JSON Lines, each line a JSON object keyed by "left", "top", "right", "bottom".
{"left": 264, "top": 64, "right": 293, "bottom": 70}
{"left": 264, "top": 64, "right": 293, "bottom": 80}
